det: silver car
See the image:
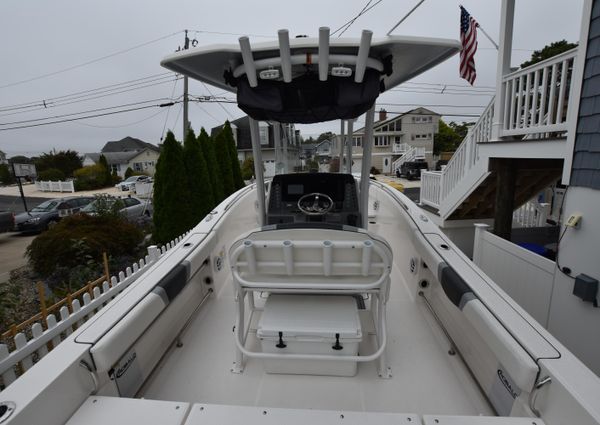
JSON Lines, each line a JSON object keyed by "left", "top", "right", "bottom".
{"left": 81, "top": 195, "right": 152, "bottom": 221}
{"left": 115, "top": 175, "right": 151, "bottom": 192}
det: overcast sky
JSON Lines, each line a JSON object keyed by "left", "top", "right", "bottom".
{"left": 0, "top": 0, "right": 584, "bottom": 157}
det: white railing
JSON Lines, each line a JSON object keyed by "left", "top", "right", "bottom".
{"left": 513, "top": 199, "right": 551, "bottom": 228}
{"left": 392, "top": 142, "right": 410, "bottom": 154}
{"left": 419, "top": 98, "right": 495, "bottom": 211}
{"left": 473, "top": 224, "right": 555, "bottom": 326}
{"left": 35, "top": 180, "right": 75, "bottom": 193}
{"left": 420, "top": 171, "right": 442, "bottom": 208}
{"left": 441, "top": 99, "right": 494, "bottom": 200}
{"left": 0, "top": 233, "right": 189, "bottom": 391}
{"left": 500, "top": 48, "right": 577, "bottom": 137}
{"left": 392, "top": 146, "right": 426, "bottom": 173}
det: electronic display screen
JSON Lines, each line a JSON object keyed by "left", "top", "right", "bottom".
{"left": 287, "top": 184, "right": 304, "bottom": 195}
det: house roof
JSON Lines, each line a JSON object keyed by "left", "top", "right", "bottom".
{"left": 353, "top": 107, "right": 440, "bottom": 134}
{"left": 101, "top": 137, "right": 159, "bottom": 153}
{"left": 84, "top": 151, "right": 141, "bottom": 164}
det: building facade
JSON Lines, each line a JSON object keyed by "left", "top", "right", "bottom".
{"left": 348, "top": 108, "right": 441, "bottom": 173}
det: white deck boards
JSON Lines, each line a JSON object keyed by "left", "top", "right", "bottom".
{"left": 140, "top": 252, "right": 493, "bottom": 416}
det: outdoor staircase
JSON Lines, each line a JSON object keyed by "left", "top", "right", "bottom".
{"left": 419, "top": 46, "right": 578, "bottom": 222}
{"left": 392, "top": 146, "right": 426, "bottom": 174}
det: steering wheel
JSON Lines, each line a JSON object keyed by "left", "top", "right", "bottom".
{"left": 297, "top": 192, "right": 334, "bottom": 216}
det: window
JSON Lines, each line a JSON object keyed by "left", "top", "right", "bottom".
{"left": 133, "top": 162, "right": 143, "bottom": 172}
{"left": 110, "top": 164, "right": 121, "bottom": 173}
{"left": 395, "top": 121, "right": 402, "bottom": 131}
{"left": 353, "top": 136, "right": 362, "bottom": 147}
{"left": 124, "top": 198, "right": 140, "bottom": 207}
{"left": 259, "top": 122, "right": 269, "bottom": 145}
{"left": 374, "top": 136, "right": 389, "bottom": 147}
{"left": 413, "top": 133, "right": 430, "bottom": 140}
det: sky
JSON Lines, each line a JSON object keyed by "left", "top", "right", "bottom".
{"left": 0, "top": 0, "right": 584, "bottom": 158}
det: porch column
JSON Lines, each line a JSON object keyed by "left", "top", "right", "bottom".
{"left": 491, "top": 0, "right": 515, "bottom": 140}
{"left": 339, "top": 120, "right": 346, "bottom": 173}
{"left": 249, "top": 118, "right": 266, "bottom": 226}
{"left": 273, "top": 123, "right": 282, "bottom": 175}
{"left": 493, "top": 159, "right": 516, "bottom": 241}
{"left": 346, "top": 119, "right": 354, "bottom": 173}
{"left": 360, "top": 106, "right": 376, "bottom": 229}
{"left": 282, "top": 124, "right": 289, "bottom": 173}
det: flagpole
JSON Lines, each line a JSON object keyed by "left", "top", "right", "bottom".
{"left": 477, "top": 25, "right": 499, "bottom": 50}
{"left": 459, "top": 4, "right": 499, "bottom": 50}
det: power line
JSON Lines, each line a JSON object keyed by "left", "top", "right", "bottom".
{"left": 332, "top": 0, "right": 384, "bottom": 37}
{"left": 0, "top": 102, "right": 177, "bottom": 132}
{"left": 388, "top": 88, "right": 494, "bottom": 96}
{"left": 72, "top": 108, "right": 168, "bottom": 129}
{"left": 199, "top": 82, "right": 235, "bottom": 119}
{"left": 377, "top": 102, "right": 487, "bottom": 108}
{"left": 193, "top": 102, "right": 222, "bottom": 124}
{"left": 0, "top": 72, "right": 173, "bottom": 112}
{"left": 191, "top": 29, "right": 273, "bottom": 39}
{"left": 161, "top": 78, "right": 180, "bottom": 141}
{"left": 0, "top": 98, "right": 175, "bottom": 126}
{"left": 401, "top": 81, "right": 496, "bottom": 90}
{"left": 0, "top": 31, "right": 182, "bottom": 90}
{"left": 0, "top": 76, "right": 181, "bottom": 117}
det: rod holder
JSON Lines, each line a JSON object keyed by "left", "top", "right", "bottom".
{"left": 355, "top": 30, "right": 373, "bottom": 83}
{"left": 283, "top": 240, "right": 294, "bottom": 275}
{"left": 239, "top": 36, "right": 258, "bottom": 87}
{"left": 362, "top": 240, "right": 373, "bottom": 276}
{"left": 243, "top": 240, "right": 257, "bottom": 274}
{"left": 323, "top": 240, "right": 333, "bottom": 276}
{"left": 318, "top": 27, "right": 330, "bottom": 81}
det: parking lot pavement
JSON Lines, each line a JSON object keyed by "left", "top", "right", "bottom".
{"left": 0, "top": 232, "right": 36, "bottom": 283}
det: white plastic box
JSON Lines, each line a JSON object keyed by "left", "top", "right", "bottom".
{"left": 257, "top": 294, "right": 362, "bottom": 377}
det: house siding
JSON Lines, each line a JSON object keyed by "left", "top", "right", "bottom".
{"left": 572, "top": 0, "right": 600, "bottom": 189}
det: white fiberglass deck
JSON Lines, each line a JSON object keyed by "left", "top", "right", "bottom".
{"left": 141, "top": 251, "right": 493, "bottom": 416}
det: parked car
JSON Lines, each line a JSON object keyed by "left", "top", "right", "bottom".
{"left": 0, "top": 211, "right": 15, "bottom": 233}
{"left": 14, "top": 196, "right": 94, "bottom": 232}
{"left": 81, "top": 195, "right": 152, "bottom": 221}
{"left": 399, "top": 160, "right": 428, "bottom": 180}
{"left": 115, "top": 175, "right": 151, "bottom": 192}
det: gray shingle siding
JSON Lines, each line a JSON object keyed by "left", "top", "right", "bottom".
{"left": 572, "top": 0, "right": 600, "bottom": 190}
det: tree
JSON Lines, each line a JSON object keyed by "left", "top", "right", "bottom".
{"left": 447, "top": 121, "right": 474, "bottom": 140}
{"left": 433, "top": 120, "right": 462, "bottom": 155}
{"left": 183, "top": 128, "right": 214, "bottom": 224}
{"left": 241, "top": 157, "right": 255, "bottom": 180}
{"left": 124, "top": 167, "right": 134, "bottom": 178}
{"left": 214, "top": 129, "right": 235, "bottom": 197}
{"left": 316, "top": 131, "right": 335, "bottom": 144}
{"left": 521, "top": 40, "right": 577, "bottom": 68}
{"left": 302, "top": 136, "right": 316, "bottom": 145}
{"left": 222, "top": 122, "right": 245, "bottom": 190}
{"left": 98, "top": 154, "right": 112, "bottom": 186}
{"left": 199, "top": 128, "right": 224, "bottom": 203}
{"left": 35, "top": 149, "right": 82, "bottom": 177}
{"left": 9, "top": 155, "right": 32, "bottom": 164}
{"left": 0, "top": 164, "right": 13, "bottom": 184}
{"left": 153, "top": 131, "right": 194, "bottom": 244}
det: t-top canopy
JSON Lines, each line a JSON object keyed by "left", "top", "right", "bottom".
{"left": 161, "top": 30, "right": 460, "bottom": 123}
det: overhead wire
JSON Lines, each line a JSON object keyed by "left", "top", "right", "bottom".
{"left": 332, "top": 0, "right": 384, "bottom": 37}
{"left": 0, "top": 76, "right": 181, "bottom": 118}
{"left": 0, "top": 98, "right": 176, "bottom": 126}
{"left": 0, "top": 31, "right": 182, "bottom": 90}
{"left": 72, "top": 108, "right": 168, "bottom": 129}
{"left": 0, "top": 102, "right": 178, "bottom": 132}
{"left": 0, "top": 72, "right": 173, "bottom": 112}
{"left": 199, "top": 81, "right": 235, "bottom": 119}
{"left": 161, "top": 78, "right": 180, "bottom": 141}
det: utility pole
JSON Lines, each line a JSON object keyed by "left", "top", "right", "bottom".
{"left": 182, "top": 30, "right": 190, "bottom": 139}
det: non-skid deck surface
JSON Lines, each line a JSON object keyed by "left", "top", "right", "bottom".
{"left": 141, "top": 263, "right": 493, "bottom": 416}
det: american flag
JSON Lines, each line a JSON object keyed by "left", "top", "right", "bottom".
{"left": 459, "top": 5, "right": 478, "bottom": 85}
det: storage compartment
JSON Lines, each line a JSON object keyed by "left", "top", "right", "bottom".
{"left": 257, "top": 294, "right": 362, "bottom": 376}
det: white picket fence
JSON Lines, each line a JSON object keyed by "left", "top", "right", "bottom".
{"left": 513, "top": 199, "right": 551, "bottom": 228}
{"left": 35, "top": 180, "right": 75, "bottom": 193}
{"left": 0, "top": 233, "right": 189, "bottom": 391}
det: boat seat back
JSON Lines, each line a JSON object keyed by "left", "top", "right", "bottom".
{"left": 229, "top": 228, "right": 393, "bottom": 292}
